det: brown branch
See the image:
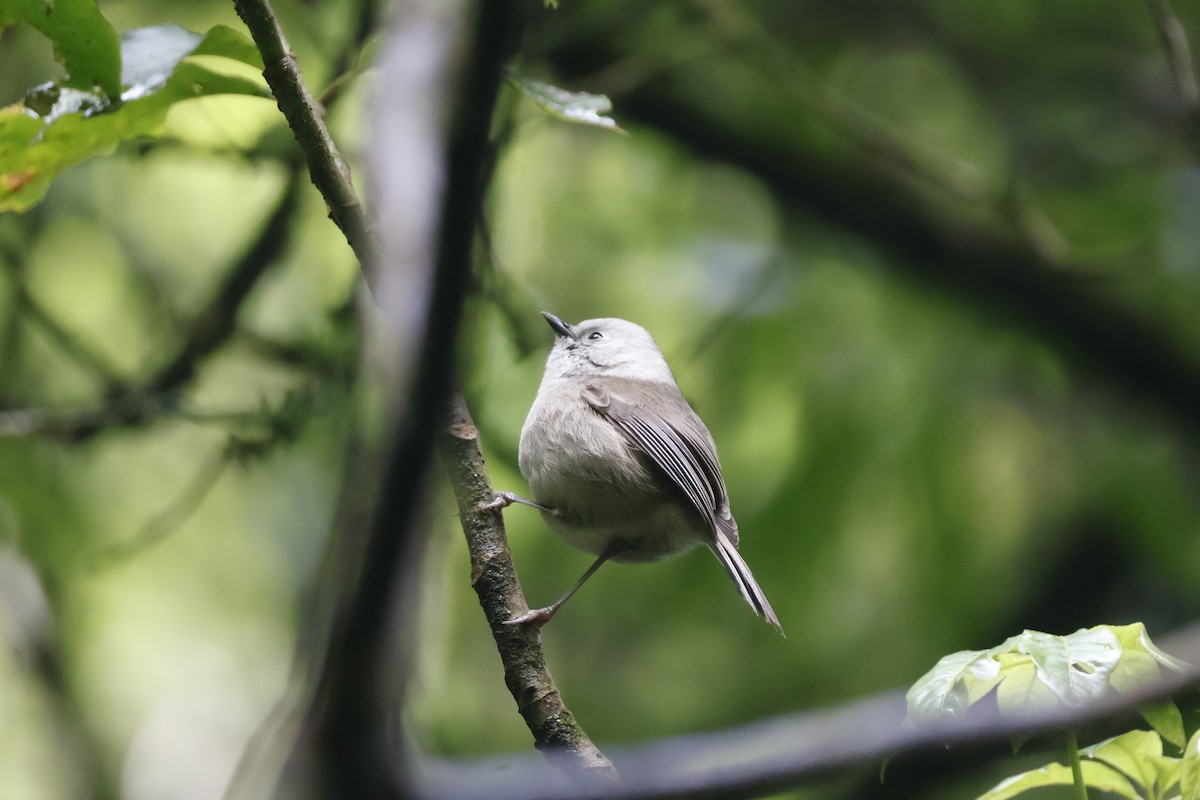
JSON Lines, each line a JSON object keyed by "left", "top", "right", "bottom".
{"left": 233, "top": 0, "right": 378, "bottom": 290}
{"left": 439, "top": 392, "right": 618, "bottom": 779}
{"left": 270, "top": 1, "right": 526, "bottom": 796}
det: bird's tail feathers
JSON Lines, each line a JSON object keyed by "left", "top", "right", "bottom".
{"left": 712, "top": 535, "right": 783, "bottom": 635}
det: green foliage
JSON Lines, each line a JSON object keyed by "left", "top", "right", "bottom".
{"left": 908, "top": 624, "right": 1188, "bottom": 733}
{"left": 977, "top": 759, "right": 1135, "bottom": 800}
{"left": 908, "top": 626, "right": 1193, "bottom": 800}
{"left": 0, "top": 22, "right": 267, "bottom": 211}
{"left": 980, "top": 731, "right": 1192, "bottom": 800}
{"left": 1181, "top": 729, "right": 1200, "bottom": 800}
{"left": 0, "top": 0, "right": 121, "bottom": 98}
{"left": 5, "top": 0, "right": 1200, "bottom": 796}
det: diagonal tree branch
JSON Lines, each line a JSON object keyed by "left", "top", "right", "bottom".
{"left": 0, "top": 163, "right": 306, "bottom": 442}
{"left": 439, "top": 392, "right": 617, "bottom": 778}
{"left": 143, "top": 165, "right": 306, "bottom": 397}
{"left": 233, "top": 0, "right": 378, "bottom": 291}
{"left": 266, "top": 1, "right": 526, "bottom": 796}
{"left": 0, "top": 253, "right": 126, "bottom": 390}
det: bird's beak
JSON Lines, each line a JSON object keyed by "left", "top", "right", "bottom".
{"left": 542, "top": 311, "right": 577, "bottom": 340}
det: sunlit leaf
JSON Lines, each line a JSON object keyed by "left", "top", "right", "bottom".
{"left": 905, "top": 647, "right": 1003, "bottom": 722}
{"left": 0, "top": 0, "right": 121, "bottom": 98}
{"left": 1180, "top": 729, "right": 1200, "bottom": 800}
{"left": 992, "top": 651, "right": 1058, "bottom": 715}
{"left": 976, "top": 760, "right": 1139, "bottom": 800}
{"left": 1017, "top": 628, "right": 1120, "bottom": 707}
{"left": 504, "top": 68, "right": 624, "bottom": 133}
{"left": 1111, "top": 623, "right": 1191, "bottom": 684}
{"left": 907, "top": 625, "right": 1187, "bottom": 729}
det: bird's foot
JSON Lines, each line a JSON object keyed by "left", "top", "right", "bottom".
{"left": 476, "top": 492, "right": 515, "bottom": 511}
{"left": 503, "top": 606, "right": 557, "bottom": 630}
{"left": 477, "top": 491, "right": 557, "bottom": 515}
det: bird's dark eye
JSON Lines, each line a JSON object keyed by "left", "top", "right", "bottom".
{"left": 587, "top": 331, "right": 604, "bottom": 340}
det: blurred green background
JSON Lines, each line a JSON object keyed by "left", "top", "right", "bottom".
{"left": 3, "top": 0, "right": 1200, "bottom": 798}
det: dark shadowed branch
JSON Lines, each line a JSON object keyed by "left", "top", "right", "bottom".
{"left": 438, "top": 392, "right": 617, "bottom": 779}
{"left": 539, "top": 31, "right": 1200, "bottom": 439}
{"left": 142, "top": 165, "right": 306, "bottom": 397}
{"left": 0, "top": 164, "right": 305, "bottom": 441}
{"left": 266, "top": 1, "right": 523, "bottom": 796}
{"left": 419, "top": 624, "right": 1200, "bottom": 800}
{"left": 0, "top": 249, "right": 126, "bottom": 390}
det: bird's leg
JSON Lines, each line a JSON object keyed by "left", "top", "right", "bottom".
{"left": 477, "top": 491, "right": 558, "bottom": 515}
{"left": 506, "top": 548, "right": 616, "bottom": 630}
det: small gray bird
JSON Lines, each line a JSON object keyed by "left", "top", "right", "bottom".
{"left": 486, "top": 312, "right": 782, "bottom": 633}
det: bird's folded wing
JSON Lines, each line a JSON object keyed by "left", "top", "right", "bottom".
{"left": 582, "top": 383, "right": 738, "bottom": 544}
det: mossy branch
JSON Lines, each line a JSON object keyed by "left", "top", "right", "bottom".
{"left": 439, "top": 391, "right": 618, "bottom": 781}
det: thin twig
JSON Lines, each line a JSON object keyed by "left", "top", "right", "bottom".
{"left": 88, "top": 446, "right": 231, "bottom": 571}
{"left": 318, "top": 0, "right": 380, "bottom": 109}
{"left": 439, "top": 392, "right": 618, "bottom": 779}
{"left": 233, "top": 0, "right": 379, "bottom": 291}
{"left": 8, "top": 164, "right": 307, "bottom": 442}
{"left": 144, "top": 165, "right": 305, "bottom": 396}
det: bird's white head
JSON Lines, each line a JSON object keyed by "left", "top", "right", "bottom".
{"left": 540, "top": 312, "right": 676, "bottom": 384}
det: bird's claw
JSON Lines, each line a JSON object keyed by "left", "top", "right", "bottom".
{"left": 476, "top": 492, "right": 516, "bottom": 512}
{"left": 503, "top": 607, "right": 556, "bottom": 630}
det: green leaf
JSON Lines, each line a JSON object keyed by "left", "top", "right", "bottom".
{"left": 1, "top": 24, "right": 270, "bottom": 212}
{"left": 905, "top": 647, "right": 1004, "bottom": 722}
{"left": 189, "top": 24, "right": 264, "bottom": 68}
{"left": 504, "top": 68, "right": 624, "bottom": 133}
{"left": 1111, "top": 623, "right": 1191, "bottom": 686}
{"left": 0, "top": 0, "right": 121, "bottom": 98}
{"left": 992, "top": 651, "right": 1059, "bottom": 717}
{"left": 907, "top": 625, "right": 1188, "bottom": 727}
{"left": 1081, "top": 730, "right": 1164, "bottom": 796}
{"left": 977, "top": 760, "right": 1139, "bottom": 800}
{"left": 1017, "top": 628, "right": 1121, "bottom": 707}
{"left": 1140, "top": 700, "right": 1186, "bottom": 751}
{"left": 120, "top": 24, "right": 263, "bottom": 95}
{"left": 1180, "top": 729, "right": 1200, "bottom": 800}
